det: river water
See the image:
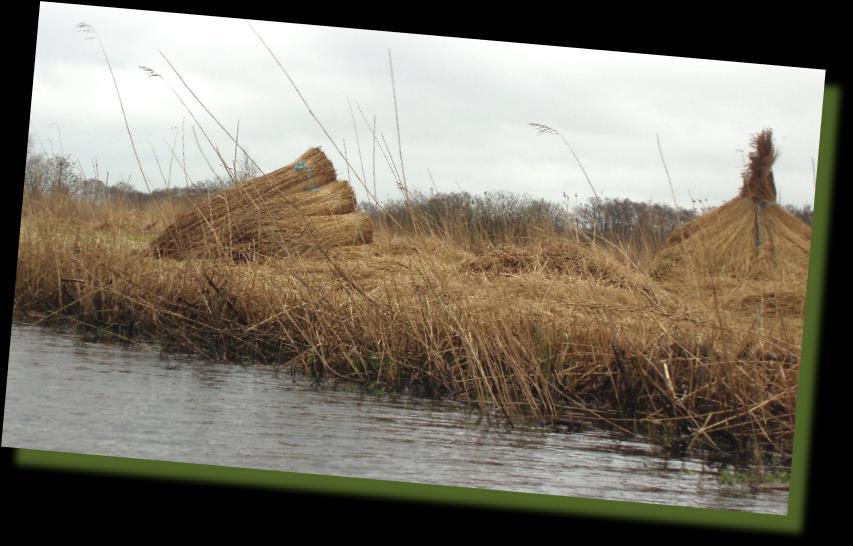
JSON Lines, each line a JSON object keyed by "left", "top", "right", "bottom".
{"left": 3, "top": 323, "right": 788, "bottom": 514}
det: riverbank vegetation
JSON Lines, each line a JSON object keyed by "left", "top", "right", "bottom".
{"left": 20, "top": 24, "right": 812, "bottom": 472}
{"left": 14, "top": 157, "right": 810, "bottom": 468}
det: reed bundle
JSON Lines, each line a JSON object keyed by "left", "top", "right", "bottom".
{"left": 151, "top": 147, "right": 372, "bottom": 259}
{"left": 651, "top": 129, "right": 811, "bottom": 281}
{"left": 232, "top": 212, "right": 374, "bottom": 259}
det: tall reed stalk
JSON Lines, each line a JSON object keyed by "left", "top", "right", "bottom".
{"left": 77, "top": 23, "right": 152, "bottom": 194}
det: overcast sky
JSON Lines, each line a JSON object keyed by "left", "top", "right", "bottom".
{"left": 28, "top": 2, "right": 826, "bottom": 208}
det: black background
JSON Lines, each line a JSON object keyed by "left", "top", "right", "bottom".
{"left": 3, "top": 2, "right": 847, "bottom": 540}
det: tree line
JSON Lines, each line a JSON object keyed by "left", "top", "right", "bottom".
{"left": 363, "top": 191, "right": 813, "bottom": 246}
{"left": 23, "top": 145, "right": 813, "bottom": 238}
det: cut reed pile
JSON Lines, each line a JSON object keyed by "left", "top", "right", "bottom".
{"left": 151, "top": 147, "right": 372, "bottom": 260}
{"left": 651, "top": 129, "right": 811, "bottom": 283}
{"left": 468, "top": 240, "right": 639, "bottom": 289}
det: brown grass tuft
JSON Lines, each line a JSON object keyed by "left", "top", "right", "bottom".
{"left": 467, "top": 240, "right": 638, "bottom": 289}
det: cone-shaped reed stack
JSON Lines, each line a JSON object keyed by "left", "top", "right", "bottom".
{"left": 651, "top": 129, "right": 811, "bottom": 281}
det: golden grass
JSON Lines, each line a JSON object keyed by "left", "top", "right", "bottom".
{"left": 466, "top": 239, "right": 650, "bottom": 290}
{"left": 14, "top": 191, "right": 808, "bottom": 464}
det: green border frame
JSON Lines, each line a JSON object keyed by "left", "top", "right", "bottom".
{"left": 9, "top": 84, "right": 841, "bottom": 533}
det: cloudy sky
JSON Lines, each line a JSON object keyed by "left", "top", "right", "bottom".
{"left": 28, "top": 2, "right": 826, "bottom": 208}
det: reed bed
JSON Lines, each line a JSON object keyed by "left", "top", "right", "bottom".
{"left": 14, "top": 189, "right": 806, "bottom": 465}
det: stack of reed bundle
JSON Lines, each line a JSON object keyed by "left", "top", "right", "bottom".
{"left": 651, "top": 129, "right": 811, "bottom": 281}
{"left": 151, "top": 147, "right": 374, "bottom": 260}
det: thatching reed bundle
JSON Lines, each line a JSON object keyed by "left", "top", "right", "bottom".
{"left": 255, "top": 180, "right": 358, "bottom": 216}
{"left": 651, "top": 129, "right": 811, "bottom": 281}
{"left": 151, "top": 148, "right": 372, "bottom": 259}
{"left": 245, "top": 146, "right": 338, "bottom": 194}
{"left": 232, "top": 212, "right": 374, "bottom": 259}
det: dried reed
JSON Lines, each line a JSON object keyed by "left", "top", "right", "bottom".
{"left": 15, "top": 191, "right": 805, "bottom": 464}
{"left": 151, "top": 148, "right": 358, "bottom": 259}
{"left": 652, "top": 130, "right": 811, "bottom": 282}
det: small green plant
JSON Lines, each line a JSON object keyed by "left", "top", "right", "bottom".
{"left": 367, "top": 352, "right": 383, "bottom": 371}
{"left": 719, "top": 468, "right": 790, "bottom": 487}
{"left": 364, "top": 381, "right": 388, "bottom": 395}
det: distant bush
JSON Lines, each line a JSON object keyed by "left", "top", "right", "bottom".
{"left": 22, "top": 139, "right": 812, "bottom": 246}
{"left": 364, "top": 191, "right": 571, "bottom": 242}
{"left": 24, "top": 146, "right": 81, "bottom": 196}
{"left": 23, "top": 135, "right": 258, "bottom": 205}
{"left": 783, "top": 204, "right": 813, "bottom": 225}
{"left": 363, "top": 191, "right": 709, "bottom": 251}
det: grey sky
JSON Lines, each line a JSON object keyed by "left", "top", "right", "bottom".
{"left": 28, "top": 2, "right": 826, "bottom": 208}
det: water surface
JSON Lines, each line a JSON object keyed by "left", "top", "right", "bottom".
{"left": 3, "top": 323, "right": 788, "bottom": 514}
